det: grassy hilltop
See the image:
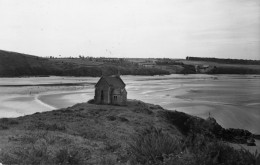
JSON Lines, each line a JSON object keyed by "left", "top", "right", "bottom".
{"left": 0, "top": 100, "right": 259, "bottom": 165}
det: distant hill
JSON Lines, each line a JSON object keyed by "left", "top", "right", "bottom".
{"left": 156, "top": 57, "right": 260, "bottom": 74}
{"left": 0, "top": 50, "right": 59, "bottom": 77}
{"left": 179, "top": 57, "right": 260, "bottom": 74}
{"left": 2, "top": 49, "right": 260, "bottom": 76}
{"left": 0, "top": 50, "right": 170, "bottom": 77}
{"left": 186, "top": 56, "right": 260, "bottom": 65}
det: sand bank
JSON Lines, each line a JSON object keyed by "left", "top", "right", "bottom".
{"left": 0, "top": 75, "right": 260, "bottom": 134}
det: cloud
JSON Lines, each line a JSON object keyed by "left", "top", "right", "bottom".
{"left": 0, "top": 0, "right": 259, "bottom": 59}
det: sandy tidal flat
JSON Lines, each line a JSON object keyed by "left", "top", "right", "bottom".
{"left": 0, "top": 75, "right": 260, "bottom": 134}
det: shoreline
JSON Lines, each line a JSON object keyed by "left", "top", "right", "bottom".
{"left": 1, "top": 75, "right": 259, "bottom": 135}
{"left": 1, "top": 89, "right": 260, "bottom": 135}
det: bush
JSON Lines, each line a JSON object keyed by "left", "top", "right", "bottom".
{"left": 0, "top": 131, "right": 89, "bottom": 165}
{"left": 28, "top": 121, "right": 66, "bottom": 131}
{"left": 163, "top": 110, "right": 193, "bottom": 135}
{"left": 79, "top": 128, "right": 108, "bottom": 140}
{"left": 163, "top": 110, "right": 253, "bottom": 144}
{"left": 0, "top": 118, "right": 19, "bottom": 125}
{"left": 87, "top": 99, "right": 95, "bottom": 104}
{"left": 0, "top": 139, "right": 53, "bottom": 165}
{"left": 99, "top": 156, "right": 117, "bottom": 165}
{"left": 103, "top": 141, "right": 121, "bottom": 152}
{"left": 55, "top": 147, "right": 84, "bottom": 165}
{"left": 128, "top": 127, "right": 260, "bottom": 165}
{"left": 0, "top": 143, "right": 86, "bottom": 165}
{"left": 133, "top": 107, "right": 153, "bottom": 115}
{"left": 128, "top": 126, "right": 182, "bottom": 164}
{"left": 184, "top": 133, "right": 260, "bottom": 165}
{"left": 17, "top": 131, "right": 49, "bottom": 144}
{"left": 118, "top": 116, "right": 129, "bottom": 122}
{"left": 0, "top": 118, "right": 19, "bottom": 130}
{"left": 0, "top": 124, "right": 8, "bottom": 130}
{"left": 106, "top": 115, "right": 117, "bottom": 121}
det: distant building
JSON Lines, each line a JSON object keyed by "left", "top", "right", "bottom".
{"left": 94, "top": 75, "right": 127, "bottom": 105}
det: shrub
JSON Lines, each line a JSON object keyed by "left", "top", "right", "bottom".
{"left": 0, "top": 139, "right": 53, "bottom": 165}
{"left": 0, "top": 142, "right": 87, "bottom": 165}
{"left": 28, "top": 121, "right": 66, "bottom": 131}
{"left": 0, "top": 118, "right": 19, "bottom": 130}
{"left": 118, "top": 116, "right": 129, "bottom": 122}
{"left": 133, "top": 107, "right": 153, "bottom": 115}
{"left": 18, "top": 131, "right": 49, "bottom": 144}
{"left": 55, "top": 147, "right": 84, "bottom": 165}
{"left": 99, "top": 156, "right": 117, "bottom": 165}
{"left": 106, "top": 115, "right": 117, "bottom": 121}
{"left": 103, "top": 141, "right": 121, "bottom": 152}
{"left": 0, "top": 131, "right": 90, "bottom": 165}
{"left": 183, "top": 133, "right": 260, "bottom": 165}
{"left": 106, "top": 115, "right": 129, "bottom": 122}
{"left": 128, "top": 127, "right": 260, "bottom": 165}
{"left": 0, "top": 124, "right": 8, "bottom": 130}
{"left": 0, "top": 118, "right": 19, "bottom": 125}
{"left": 87, "top": 99, "right": 95, "bottom": 104}
{"left": 163, "top": 110, "right": 253, "bottom": 144}
{"left": 163, "top": 110, "right": 192, "bottom": 134}
{"left": 128, "top": 126, "right": 182, "bottom": 164}
{"left": 79, "top": 129, "right": 108, "bottom": 140}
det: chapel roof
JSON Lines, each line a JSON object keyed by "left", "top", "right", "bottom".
{"left": 95, "top": 76, "right": 126, "bottom": 88}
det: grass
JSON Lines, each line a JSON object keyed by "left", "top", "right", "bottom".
{"left": 78, "top": 128, "right": 108, "bottom": 140}
{"left": 0, "top": 131, "right": 89, "bottom": 165}
{"left": 0, "top": 50, "right": 170, "bottom": 77}
{"left": 128, "top": 127, "right": 260, "bottom": 165}
{"left": 162, "top": 110, "right": 253, "bottom": 144}
{"left": 3, "top": 127, "right": 258, "bottom": 165}
{"left": 128, "top": 126, "right": 182, "bottom": 164}
{"left": 0, "top": 100, "right": 259, "bottom": 164}
{"left": 55, "top": 147, "right": 85, "bottom": 165}
{"left": 106, "top": 115, "right": 129, "bottom": 122}
{"left": 0, "top": 124, "right": 8, "bottom": 130}
{"left": 0, "top": 118, "right": 19, "bottom": 125}
{"left": 0, "top": 144, "right": 86, "bottom": 165}
{"left": 32, "top": 122, "right": 66, "bottom": 131}
{"left": 184, "top": 133, "right": 260, "bottom": 165}
{"left": 0, "top": 118, "right": 19, "bottom": 130}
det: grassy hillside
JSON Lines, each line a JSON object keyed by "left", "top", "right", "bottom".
{"left": 186, "top": 57, "right": 260, "bottom": 65}
{"left": 1, "top": 49, "right": 260, "bottom": 76}
{"left": 0, "top": 100, "right": 259, "bottom": 164}
{"left": 0, "top": 50, "right": 170, "bottom": 77}
{"left": 155, "top": 58, "right": 260, "bottom": 74}
{"left": 179, "top": 59, "right": 260, "bottom": 74}
{"left": 0, "top": 50, "right": 58, "bottom": 76}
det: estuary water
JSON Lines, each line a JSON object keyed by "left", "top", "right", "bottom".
{"left": 0, "top": 74, "right": 260, "bottom": 134}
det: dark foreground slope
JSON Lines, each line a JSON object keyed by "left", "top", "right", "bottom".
{"left": 0, "top": 100, "right": 259, "bottom": 165}
{"left": 0, "top": 50, "right": 169, "bottom": 77}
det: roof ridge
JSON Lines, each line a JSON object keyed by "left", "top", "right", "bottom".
{"left": 95, "top": 75, "right": 125, "bottom": 88}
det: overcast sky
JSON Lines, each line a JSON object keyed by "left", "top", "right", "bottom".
{"left": 0, "top": 0, "right": 259, "bottom": 59}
